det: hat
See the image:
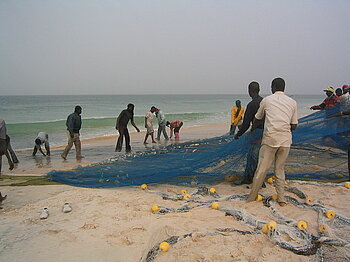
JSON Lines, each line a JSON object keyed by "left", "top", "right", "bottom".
{"left": 323, "top": 87, "right": 334, "bottom": 93}
{"left": 343, "top": 84, "right": 349, "bottom": 89}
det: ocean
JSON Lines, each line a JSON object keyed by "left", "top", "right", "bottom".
{"left": 0, "top": 94, "right": 323, "bottom": 150}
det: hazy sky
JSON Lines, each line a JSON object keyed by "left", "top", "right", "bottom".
{"left": 1, "top": 0, "right": 349, "bottom": 95}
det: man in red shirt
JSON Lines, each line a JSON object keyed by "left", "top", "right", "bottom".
{"left": 310, "top": 87, "right": 338, "bottom": 110}
{"left": 166, "top": 120, "right": 183, "bottom": 139}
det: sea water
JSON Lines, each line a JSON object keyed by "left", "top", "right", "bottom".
{"left": 0, "top": 94, "right": 324, "bottom": 150}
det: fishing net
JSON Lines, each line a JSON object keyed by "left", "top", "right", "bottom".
{"left": 48, "top": 104, "right": 350, "bottom": 188}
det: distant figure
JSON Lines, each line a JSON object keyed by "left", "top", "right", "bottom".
{"left": 32, "top": 132, "right": 50, "bottom": 156}
{"left": 247, "top": 78, "right": 298, "bottom": 206}
{"left": 0, "top": 119, "right": 14, "bottom": 175}
{"left": 61, "top": 106, "right": 84, "bottom": 160}
{"left": 6, "top": 135, "right": 19, "bottom": 164}
{"left": 234, "top": 82, "right": 263, "bottom": 185}
{"left": 310, "top": 87, "right": 338, "bottom": 110}
{"left": 166, "top": 120, "right": 183, "bottom": 139}
{"left": 341, "top": 84, "right": 350, "bottom": 108}
{"left": 116, "top": 103, "right": 140, "bottom": 153}
{"left": 144, "top": 106, "right": 157, "bottom": 144}
{"left": 155, "top": 108, "right": 169, "bottom": 140}
{"left": 230, "top": 100, "right": 245, "bottom": 135}
{"left": 0, "top": 192, "right": 7, "bottom": 209}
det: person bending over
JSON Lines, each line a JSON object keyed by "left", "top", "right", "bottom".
{"left": 166, "top": 120, "right": 183, "bottom": 139}
{"left": 33, "top": 132, "right": 50, "bottom": 156}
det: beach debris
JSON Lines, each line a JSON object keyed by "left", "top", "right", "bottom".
{"left": 62, "top": 203, "right": 72, "bottom": 213}
{"left": 325, "top": 210, "right": 335, "bottom": 219}
{"left": 344, "top": 182, "right": 350, "bottom": 189}
{"left": 141, "top": 184, "right": 148, "bottom": 190}
{"left": 159, "top": 242, "right": 170, "bottom": 252}
{"left": 255, "top": 195, "right": 263, "bottom": 201}
{"left": 151, "top": 205, "right": 159, "bottom": 213}
{"left": 211, "top": 202, "right": 219, "bottom": 210}
{"left": 40, "top": 208, "right": 49, "bottom": 220}
{"left": 297, "top": 221, "right": 308, "bottom": 231}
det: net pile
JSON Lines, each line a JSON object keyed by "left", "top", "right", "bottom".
{"left": 49, "top": 105, "right": 350, "bottom": 188}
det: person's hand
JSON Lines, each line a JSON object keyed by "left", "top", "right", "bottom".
{"left": 136, "top": 128, "right": 140, "bottom": 132}
{"left": 234, "top": 134, "right": 239, "bottom": 140}
{"left": 70, "top": 133, "right": 74, "bottom": 138}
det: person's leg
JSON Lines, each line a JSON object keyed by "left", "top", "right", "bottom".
{"left": 6, "top": 136, "right": 19, "bottom": 163}
{"left": 144, "top": 133, "right": 149, "bottom": 144}
{"left": 247, "top": 145, "right": 277, "bottom": 202}
{"left": 229, "top": 124, "right": 234, "bottom": 135}
{"left": 32, "top": 145, "right": 38, "bottom": 156}
{"left": 274, "top": 147, "right": 290, "bottom": 204}
{"left": 73, "top": 133, "right": 82, "bottom": 158}
{"left": 232, "top": 125, "right": 237, "bottom": 135}
{"left": 151, "top": 132, "right": 156, "bottom": 143}
{"left": 125, "top": 128, "right": 131, "bottom": 152}
{"left": 4, "top": 150, "right": 14, "bottom": 170}
{"left": 62, "top": 131, "right": 74, "bottom": 159}
{"left": 116, "top": 128, "right": 125, "bottom": 152}
{"left": 157, "top": 126, "right": 161, "bottom": 140}
{"left": 162, "top": 125, "right": 169, "bottom": 140}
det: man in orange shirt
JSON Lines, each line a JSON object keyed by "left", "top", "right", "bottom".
{"left": 230, "top": 100, "right": 245, "bottom": 135}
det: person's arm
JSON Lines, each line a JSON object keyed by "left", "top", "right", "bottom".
{"left": 116, "top": 113, "right": 121, "bottom": 130}
{"left": 290, "top": 102, "right": 298, "bottom": 131}
{"left": 131, "top": 120, "right": 140, "bottom": 132}
{"left": 66, "top": 115, "right": 74, "bottom": 138}
{"left": 45, "top": 134, "right": 50, "bottom": 156}
{"left": 169, "top": 126, "right": 174, "bottom": 138}
{"left": 38, "top": 146, "right": 46, "bottom": 156}
{"left": 235, "top": 103, "right": 253, "bottom": 139}
{"left": 311, "top": 98, "right": 327, "bottom": 110}
{"left": 251, "top": 99, "right": 265, "bottom": 133}
{"left": 144, "top": 117, "right": 148, "bottom": 128}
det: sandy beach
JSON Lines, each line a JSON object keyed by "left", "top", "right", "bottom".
{"left": 1, "top": 123, "right": 349, "bottom": 261}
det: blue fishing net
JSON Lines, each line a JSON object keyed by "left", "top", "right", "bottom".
{"left": 48, "top": 105, "right": 349, "bottom": 188}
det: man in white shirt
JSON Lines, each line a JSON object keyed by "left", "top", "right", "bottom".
{"left": 143, "top": 106, "right": 157, "bottom": 144}
{"left": 247, "top": 78, "right": 298, "bottom": 206}
{"left": 32, "top": 132, "right": 50, "bottom": 156}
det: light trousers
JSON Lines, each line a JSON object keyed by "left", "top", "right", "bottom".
{"left": 247, "top": 144, "right": 290, "bottom": 202}
{"left": 62, "top": 132, "right": 82, "bottom": 158}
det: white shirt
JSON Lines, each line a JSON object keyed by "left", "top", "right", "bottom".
{"left": 145, "top": 112, "right": 154, "bottom": 127}
{"left": 340, "top": 92, "right": 350, "bottom": 109}
{"left": 36, "top": 132, "right": 49, "bottom": 144}
{"left": 255, "top": 91, "right": 298, "bottom": 147}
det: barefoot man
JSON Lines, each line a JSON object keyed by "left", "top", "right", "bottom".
{"left": 143, "top": 106, "right": 157, "bottom": 144}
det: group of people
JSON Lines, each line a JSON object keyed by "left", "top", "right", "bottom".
{"left": 2, "top": 79, "right": 350, "bottom": 207}
{"left": 115, "top": 104, "right": 184, "bottom": 153}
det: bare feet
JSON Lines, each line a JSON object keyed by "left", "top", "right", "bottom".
{"left": 278, "top": 202, "right": 288, "bottom": 207}
{"left": 9, "top": 163, "right": 14, "bottom": 170}
{"left": 76, "top": 155, "right": 85, "bottom": 160}
{"left": 60, "top": 154, "right": 67, "bottom": 160}
{"left": 0, "top": 192, "right": 7, "bottom": 202}
{"left": 143, "top": 142, "right": 148, "bottom": 144}
{"left": 152, "top": 141, "right": 157, "bottom": 143}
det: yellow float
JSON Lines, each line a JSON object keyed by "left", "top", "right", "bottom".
{"left": 262, "top": 224, "right": 269, "bottom": 234}
{"left": 256, "top": 195, "right": 263, "bottom": 201}
{"left": 267, "top": 177, "right": 274, "bottom": 184}
{"left": 209, "top": 187, "right": 216, "bottom": 194}
{"left": 159, "top": 242, "right": 170, "bottom": 252}
{"left": 211, "top": 202, "right": 220, "bottom": 209}
{"left": 180, "top": 189, "right": 187, "bottom": 194}
{"left": 305, "top": 197, "right": 313, "bottom": 204}
{"left": 344, "top": 182, "right": 350, "bottom": 189}
{"left": 325, "top": 210, "right": 336, "bottom": 219}
{"left": 151, "top": 205, "right": 159, "bottom": 212}
{"left": 183, "top": 194, "right": 191, "bottom": 200}
{"left": 272, "top": 194, "right": 278, "bottom": 201}
{"left": 319, "top": 224, "right": 327, "bottom": 233}
{"left": 141, "top": 184, "right": 147, "bottom": 190}
{"left": 297, "top": 221, "right": 308, "bottom": 230}
{"left": 268, "top": 221, "right": 277, "bottom": 230}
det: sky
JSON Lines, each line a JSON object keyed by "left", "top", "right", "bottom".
{"left": 0, "top": 0, "right": 349, "bottom": 95}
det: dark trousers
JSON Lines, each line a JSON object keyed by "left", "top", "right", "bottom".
{"left": 116, "top": 126, "right": 131, "bottom": 152}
